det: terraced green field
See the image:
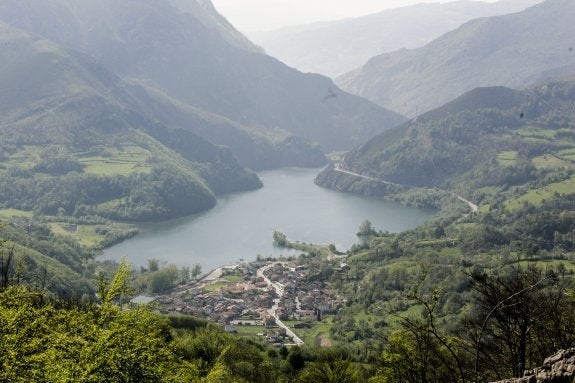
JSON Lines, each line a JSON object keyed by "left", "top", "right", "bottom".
{"left": 497, "top": 151, "right": 518, "bottom": 166}
{"left": 2, "top": 144, "right": 152, "bottom": 177}
{"left": 532, "top": 155, "right": 573, "bottom": 169}
{"left": 4, "top": 145, "right": 42, "bottom": 169}
{"left": 79, "top": 146, "right": 151, "bottom": 176}
{"left": 0, "top": 209, "right": 33, "bottom": 219}
{"left": 516, "top": 259, "right": 575, "bottom": 272}
{"left": 516, "top": 128, "right": 556, "bottom": 139}
{"left": 202, "top": 281, "right": 231, "bottom": 293}
{"left": 47, "top": 222, "right": 106, "bottom": 247}
{"left": 505, "top": 175, "right": 575, "bottom": 211}
{"left": 284, "top": 318, "right": 335, "bottom": 346}
{"left": 234, "top": 325, "right": 266, "bottom": 337}
{"left": 558, "top": 148, "right": 575, "bottom": 162}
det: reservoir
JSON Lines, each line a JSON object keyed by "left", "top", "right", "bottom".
{"left": 101, "top": 168, "right": 434, "bottom": 272}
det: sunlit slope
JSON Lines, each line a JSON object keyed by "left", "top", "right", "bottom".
{"left": 317, "top": 81, "right": 575, "bottom": 211}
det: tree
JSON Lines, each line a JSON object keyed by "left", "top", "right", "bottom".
{"left": 357, "top": 220, "right": 376, "bottom": 237}
{"left": 147, "top": 264, "right": 180, "bottom": 293}
{"left": 372, "top": 327, "right": 442, "bottom": 383}
{"left": 369, "top": 264, "right": 470, "bottom": 383}
{"left": 0, "top": 242, "right": 15, "bottom": 290}
{"left": 0, "top": 265, "right": 200, "bottom": 382}
{"left": 98, "top": 258, "right": 134, "bottom": 308}
{"left": 273, "top": 231, "right": 288, "bottom": 247}
{"left": 147, "top": 258, "right": 159, "bottom": 272}
{"left": 467, "top": 265, "right": 575, "bottom": 381}
{"left": 299, "top": 358, "right": 359, "bottom": 383}
{"left": 191, "top": 263, "right": 202, "bottom": 279}
{"left": 287, "top": 346, "right": 306, "bottom": 371}
{"left": 179, "top": 266, "right": 190, "bottom": 283}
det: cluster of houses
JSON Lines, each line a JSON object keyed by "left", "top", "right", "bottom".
{"left": 159, "top": 261, "right": 345, "bottom": 345}
{"left": 262, "top": 263, "right": 341, "bottom": 321}
{"left": 161, "top": 279, "right": 276, "bottom": 325}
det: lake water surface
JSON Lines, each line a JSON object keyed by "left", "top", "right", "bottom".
{"left": 101, "top": 168, "right": 434, "bottom": 272}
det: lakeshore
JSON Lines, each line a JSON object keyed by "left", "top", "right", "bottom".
{"left": 101, "top": 167, "right": 435, "bottom": 272}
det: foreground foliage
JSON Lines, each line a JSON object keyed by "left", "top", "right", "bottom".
{"left": 0, "top": 260, "right": 365, "bottom": 383}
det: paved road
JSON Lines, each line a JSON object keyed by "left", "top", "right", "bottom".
{"left": 334, "top": 165, "right": 478, "bottom": 213}
{"left": 454, "top": 194, "right": 478, "bottom": 213}
{"left": 334, "top": 167, "right": 404, "bottom": 187}
{"left": 257, "top": 264, "right": 305, "bottom": 346}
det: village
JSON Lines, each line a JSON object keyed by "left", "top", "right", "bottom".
{"left": 155, "top": 259, "right": 349, "bottom": 346}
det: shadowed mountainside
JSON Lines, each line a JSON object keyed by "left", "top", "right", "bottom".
{"left": 0, "top": 0, "right": 406, "bottom": 156}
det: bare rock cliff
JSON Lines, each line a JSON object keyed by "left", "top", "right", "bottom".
{"left": 493, "top": 349, "right": 575, "bottom": 383}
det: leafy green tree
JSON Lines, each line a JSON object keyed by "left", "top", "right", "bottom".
{"left": 286, "top": 346, "right": 306, "bottom": 371}
{"left": 147, "top": 264, "right": 179, "bottom": 293}
{"left": 191, "top": 263, "right": 202, "bottom": 279}
{"left": 0, "top": 242, "right": 15, "bottom": 290}
{"left": 203, "top": 360, "right": 242, "bottom": 383}
{"left": 98, "top": 258, "right": 134, "bottom": 308}
{"left": 273, "top": 231, "right": 288, "bottom": 247}
{"left": 0, "top": 262, "right": 201, "bottom": 383}
{"left": 372, "top": 320, "right": 467, "bottom": 383}
{"left": 357, "top": 219, "right": 376, "bottom": 237}
{"left": 148, "top": 259, "right": 160, "bottom": 272}
{"left": 298, "top": 358, "right": 359, "bottom": 383}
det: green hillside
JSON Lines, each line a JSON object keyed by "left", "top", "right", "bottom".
{"left": 311, "top": 81, "right": 575, "bottom": 382}
{"left": 0, "top": 22, "right": 263, "bottom": 222}
{"left": 317, "top": 81, "right": 575, "bottom": 206}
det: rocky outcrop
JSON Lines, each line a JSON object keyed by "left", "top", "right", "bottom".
{"left": 493, "top": 349, "right": 575, "bottom": 383}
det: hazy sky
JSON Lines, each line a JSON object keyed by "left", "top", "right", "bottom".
{"left": 211, "top": 0, "right": 498, "bottom": 32}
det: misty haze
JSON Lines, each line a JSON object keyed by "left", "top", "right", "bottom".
{"left": 0, "top": 0, "right": 574, "bottom": 382}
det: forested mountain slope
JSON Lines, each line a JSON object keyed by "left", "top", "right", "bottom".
{"left": 0, "top": 22, "right": 262, "bottom": 221}
{"left": 0, "top": 0, "right": 406, "bottom": 153}
{"left": 317, "top": 81, "right": 575, "bottom": 201}
{"left": 312, "top": 81, "right": 575, "bottom": 383}
{"left": 337, "top": 0, "right": 575, "bottom": 117}
{"left": 250, "top": 0, "right": 541, "bottom": 78}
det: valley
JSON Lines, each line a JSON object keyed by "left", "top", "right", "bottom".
{"left": 1, "top": 0, "right": 575, "bottom": 382}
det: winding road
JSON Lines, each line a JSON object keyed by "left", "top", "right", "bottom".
{"left": 333, "top": 166, "right": 478, "bottom": 213}
{"left": 257, "top": 264, "right": 305, "bottom": 346}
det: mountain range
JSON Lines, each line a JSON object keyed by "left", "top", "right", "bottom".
{"left": 337, "top": 0, "right": 575, "bottom": 117}
{"left": 249, "top": 0, "right": 542, "bottom": 78}
{"left": 0, "top": 0, "right": 405, "bottom": 162}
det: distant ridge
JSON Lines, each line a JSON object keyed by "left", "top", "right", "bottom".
{"left": 337, "top": 0, "right": 575, "bottom": 117}
{"left": 249, "top": 0, "right": 542, "bottom": 78}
